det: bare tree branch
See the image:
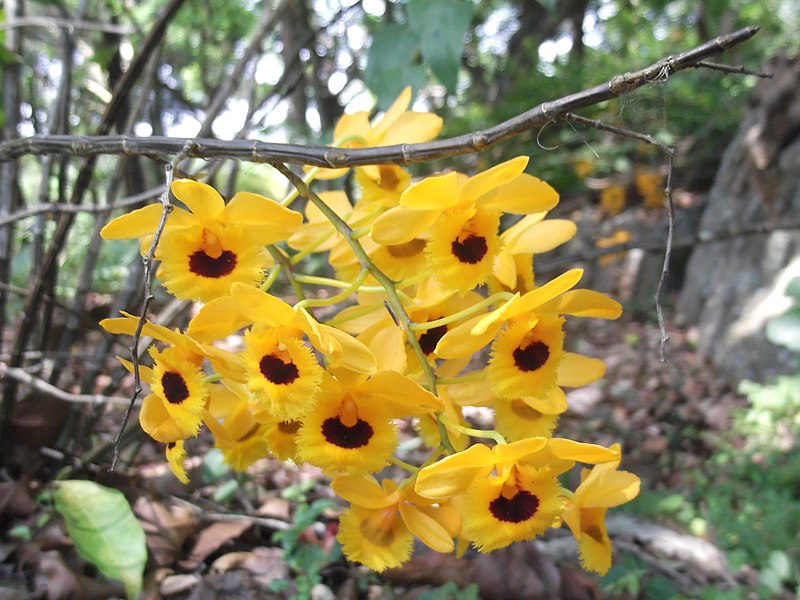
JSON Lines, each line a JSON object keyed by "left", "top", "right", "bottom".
{"left": 0, "top": 27, "right": 760, "bottom": 167}
{"left": 0, "top": 363, "right": 132, "bottom": 407}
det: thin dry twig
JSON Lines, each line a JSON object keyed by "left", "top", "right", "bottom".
{"left": 111, "top": 163, "right": 175, "bottom": 470}
{"left": 561, "top": 112, "right": 676, "bottom": 359}
{"left": 655, "top": 153, "right": 675, "bottom": 361}
{"left": 0, "top": 27, "right": 760, "bottom": 167}
{"left": 695, "top": 60, "right": 772, "bottom": 78}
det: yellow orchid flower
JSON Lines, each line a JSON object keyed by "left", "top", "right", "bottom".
{"left": 315, "top": 86, "right": 443, "bottom": 181}
{"left": 333, "top": 474, "right": 461, "bottom": 571}
{"left": 297, "top": 368, "right": 441, "bottom": 476}
{"left": 562, "top": 444, "right": 641, "bottom": 575}
{"left": 101, "top": 179, "right": 302, "bottom": 302}
{"left": 371, "top": 157, "right": 559, "bottom": 293}
{"left": 186, "top": 283, "right": 377, "bottom": 421}
{"left": 491, "top": 212, "right": 577, "bottom": 293}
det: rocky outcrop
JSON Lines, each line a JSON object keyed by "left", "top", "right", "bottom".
{"left": 678, "top": 55, "right": 800, "bottom": 382}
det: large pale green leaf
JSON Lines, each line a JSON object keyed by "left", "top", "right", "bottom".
{"left": 408, "top": 0, "right": 473, "bottom": 91}
{"left": 54, "top": 480, "right": 147, "bottom": 600}
{"left": 364, "top": 23, "right": 425, "bottom": 109}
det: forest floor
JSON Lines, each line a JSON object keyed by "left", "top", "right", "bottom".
{"left": 0, "top": 313, "right": 792, "bottom": 600}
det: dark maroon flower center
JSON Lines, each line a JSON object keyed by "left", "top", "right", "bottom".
{"left": 418, "top": 324, "right": 448, "bottom": 355}
{"left": 260, "top": 355, "right": 299, "bottom": 385}
{"left": 451, "top": 234, "right": 488, "bottom": 264}
{"left": 489, "top": 490, "right": 539, "bottom": 523}
{"left": 513, "top": 341, "right": 549, "bottom": 372}
{"left": 189, "top": 249, "right": 237, "bottom": 278}
{"left": 161, "top": 371, "right": 190, "bottom": 404}
{"left": 321, "top": 417, "right": 373, "bottom": 449}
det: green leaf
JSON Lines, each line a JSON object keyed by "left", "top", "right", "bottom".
{"left": 364, "top": 23, "right": 425, "bottom": 109}
{"left": 408, "top": 0, "right": 473, "bottom": 91}
{"left": 766, "top": 309, "right": 800, "bottom": 351}
{"left": 54, "top": 480, "right": 146, "bottom": 600}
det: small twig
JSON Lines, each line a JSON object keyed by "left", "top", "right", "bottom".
{"left": 562, "top": 113, "right": 676, "bottom": 360}
{"left": 0, "top": 185, "right": 162, "bottom": 227}
{"left": 111, "top": 163, "right": 175, "bottom": 471}
{"left": 561, "top": 113, "right": 675, "bottom": 157}
{"left": 169, "top": 496, "right": 291, "bottom": 531}
{"left": 0, "top": 363, "right": 131, "bottom": 406}
{"left": 696, "top": 60, "right": 772, "bottom": 78}
{"left": 655, "top": 153, "right": 675, "bottom": 361}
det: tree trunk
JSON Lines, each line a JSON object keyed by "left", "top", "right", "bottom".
{"left": 678, "top": 55, "right": 800, "bottom": 382}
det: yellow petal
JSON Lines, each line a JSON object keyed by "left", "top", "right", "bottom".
{"left": 479, "top": 174, "right": 559, "bottom": 214}
{"left": 546, "top": 438, "right": 620, "bottom": 464}
{"left": 538, "top": 289, "right": 623, "bottom": 319}
{"left": 116, "top": 357, "right": 153, "bottom": 385}
{"left": 492, "top": 246, "right": 517, "bottom": 289}
{"left": 186, "top": 295, "right": 250, "bottom": 342}
{"left": 557, "top": 353, "right": 606, "bottom": 387}
{"left": 230, "top": 282, "right": 297, "bottom": 327}
{"left": 506, "top": 219, "right": 577, "bottom": 254}
{"left": 311, "top": 320, "right": 377, "bottom": 374}
{"left": 415, "top": 444, "right": 495, "bottom": 499}
{"left": 223, "top": 191, "right": 303, "bottom": 243}
{"left": 370, "top": 86, "right": 411, "bottom": 140}
{"left": 493, "top": 437, "right": 548, "bottom": 464}
{"left": 517, "top": 268, "right": 584, "bottom": 314}
{"left": 470, "top": 294, "right": 524, "bottom": 336}
{"left": 334, "top": 111, "right": 371, "bottom": 143}
{"left": 520, "top": 386, "right": 568, "bottom": 415}
{"left": 380, "top": 112, "right": 444, "bottom": 146}
{"left": 100, "top": 204, "right": 189, "bottom": 240}
{"left": 361, "top": 322, "right": 407, "bottom": 373}
{"left": 399, "top": 171, "right": 461, "bottom": 211}
{"left": 305, "top": 190, "right": 352, "bottom": 223}
{"left": 370, "top": 206, "right": 441, "bottom": 245}
{"left": 581, "top": 470, "right": 641, "bottom": 508}
{"left": 399, "top": 503, "right": 454, "bottom": 553}
{"left": 359, "top": 371, "right": 442, "bottom": 416}
{"left": 332, "top": 475, "right": 397, "bottom": 509}
{"left": 171, "top": 179, "right": 225, "bottom": 218}
{"left": 435, "top": 314, "right": 503, "bottom": 359}
{"left": 460, "top": 156, "right": 529, "bottom": 205}
{"left": 101, "top": 311, "right": 184, "bottom": 348}
{"left": 139, "top": 394, "right": 186, "bottom": 443}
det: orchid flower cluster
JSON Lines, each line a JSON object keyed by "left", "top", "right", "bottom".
{"left": 100, "top": 88, "right": 640, "bottom": 575}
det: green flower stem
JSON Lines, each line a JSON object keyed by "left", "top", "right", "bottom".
{"left": 393, "top": 269, "right": 433, "bottom": 289}
{"left": 293, "top": 274, "right": 361, "bottom": 289}
{"left": 202, "top": 374, "right": 223, "bottom": 384}
{"left": 436, "top": 370, "right": 486, "bottom": 386}
{"left": 438, "top": 413, "right": 506, "bottom": 446}
{"left": 270, "top": 162, "right": 438, "bottom": 398}
{"left": 324, "top": 302, "right": 384, "bottom": 327}
{"left": 435, "top": 412, "right": 457, "bottom": 455}
{"left": 350, "top": 225, "right": 371, "bottom": 239}
{"left": 289, "top": 232, "right": 332, "bottom": 265}
{"left": 389, "top": 456, "right": 419, "bottom": 473}
{"left": 409, "top": 291, "right": 515, "bottom": 332}
{"left": 280, "top": 167, "right": 318, "bottom": 207}
{"left": 295, "top": 269, "right": 368, "bottom": 309}
{"left": 266, "top": 245, "right": 305, "bottom": 302}
{"left": 261, "top": 263, "right": 283, "bottom": 291}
